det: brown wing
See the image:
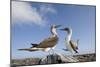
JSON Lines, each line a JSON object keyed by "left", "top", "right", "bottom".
{"left": 70, "top": 40, "right": 78, "bottom": 50}
{"left": 70, "top": 40, "right": 78, "bottom": 53}
{"left": 36, "top": 36, "right": 58, "bottom": 48}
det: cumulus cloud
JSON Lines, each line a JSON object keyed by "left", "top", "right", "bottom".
{"left": 39, "top": 4, "right": 57, "bottom": 16}
{"left": 12, "top": 1, "right": 57, "bottom": 26}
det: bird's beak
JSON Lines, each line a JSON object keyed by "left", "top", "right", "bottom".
{"left": 60, "top": 28, "right": 66, "bottom": 31}
{"left": 55, "top": 25, "right": 62, "bottom": 28}
{"left": 60, "top": 27, "right": 69, "bottom": 31}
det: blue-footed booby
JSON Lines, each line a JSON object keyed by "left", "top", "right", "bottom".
{"left": 60, "top": 27, "right": 79, "bottom": 54}
{"left": 18, "top": 24, "right": 61, "bottom": 53}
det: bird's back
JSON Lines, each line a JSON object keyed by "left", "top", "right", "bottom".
{"left": 69, "top": 40, "right": 78, "bottom": 53}
{"left": 36, "top": 36, "right": 59, "bottom": 48}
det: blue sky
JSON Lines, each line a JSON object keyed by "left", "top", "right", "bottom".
{"left": 11, "top": 1, "right": 96, "bottom": 59}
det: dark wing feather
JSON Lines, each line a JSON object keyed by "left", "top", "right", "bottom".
{"left": 70, "top": 40, "right": 78, "bottom": 49}
{"left": 70, "top": 40, "right": 78, "bottom": 53}
{"left": 36, "top": 36, "right": 58, "bottom": 48}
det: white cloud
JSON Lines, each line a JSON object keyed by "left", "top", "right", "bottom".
{"left": 39, "top": 4, "right": 57, "bottom": 16}
{"left": 12, "top": 1, "right": 44, "bottom": 26}
{"left": 12, "top": 1, "right": 57, "bottom": 26}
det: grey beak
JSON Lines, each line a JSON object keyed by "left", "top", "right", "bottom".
{"left": 60, "top": 27, "right": 69, "bottom": 31}
{"left": 60, "top": 28, "right": 67, "bottom": 31}
{"left": 55, "top": 25, "right": 62, "bottom": 28}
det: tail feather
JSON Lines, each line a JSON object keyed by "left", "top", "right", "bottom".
{"left": 77, "top": 39, "right": 79, "bottom": 45}
{"left": 75, "top": 50, "right": 78, "bottom": 53}
{"left": 18, "top": 48, "right": 38, "bottom": 51}
{"left": 76, "top": 39, "right": 79, "bottom": 49}
{"left": 18, "top": 48, "right": 31, "bottom": 51}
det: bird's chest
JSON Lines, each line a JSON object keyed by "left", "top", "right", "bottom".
{"left": 64, "top": 39, "right": 69, "bottom": 45}
{"left": 64, "top": 39, "right": 72, "bottom": 49}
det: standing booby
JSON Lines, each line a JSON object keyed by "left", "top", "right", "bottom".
{"left": 18, "top": 24, "right": 61, "bottom": 53}
{"left": 60, "top": 27, "right": 79, "bottom": 54}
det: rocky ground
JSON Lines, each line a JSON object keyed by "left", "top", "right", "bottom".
{"left": 73, "top": 53, "right": 96, "bottom": 62}
{"left": 11, "top": 53, "right": 96, "bottom": 67}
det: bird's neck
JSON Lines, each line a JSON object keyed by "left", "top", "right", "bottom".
{"left": 51, "top": 28, "right": 58, "bottom": 37}
{"left": 67, "top": 32, "right": 72, "bottom": 42}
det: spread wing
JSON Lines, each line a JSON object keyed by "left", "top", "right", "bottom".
{"left": 70, "top": 40, "right": 78, "bottom": 49}
{"left": 36, "top": 36, "right": 58, "bottom": 48}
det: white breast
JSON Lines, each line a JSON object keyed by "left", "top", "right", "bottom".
{"left": 52, "top": 28, "right": 57, "bottom": 35}
{"left": 65, "top": 39, "right": 74, "bottom": 53}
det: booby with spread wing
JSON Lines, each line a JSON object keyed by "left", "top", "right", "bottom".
{"left": 18, "top": 24, "right": 61, "bottom": 53}
{"left": 60, "top": 27, "right": 79, "bottom": 54}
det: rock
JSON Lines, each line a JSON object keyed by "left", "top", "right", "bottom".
{"left": 74, "top": 53, "right": 96, "bottom": 62}
{"left": 38, "top": 53, "right": 79, "bottom": 64}
{"left": 11, "top": 53, "right": 95, "bottom": 66}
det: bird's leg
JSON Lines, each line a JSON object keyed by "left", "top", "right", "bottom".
{"left": 48, "top": 48, "right": 55, "bottom": 56}
{"left": 51, "top": 48, "right": 55, "bottom": 55}
{"left": 48, "top": 50, "right": 51, "bottom": 56}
